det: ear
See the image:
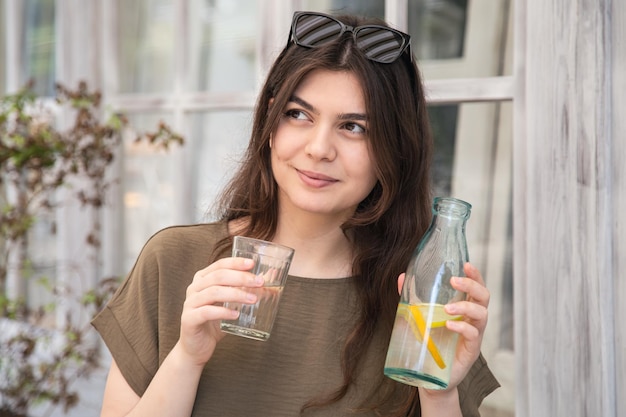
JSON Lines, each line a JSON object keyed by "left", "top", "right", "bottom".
{"left": 397, "top": 273, "right": 405, "bottom": 295}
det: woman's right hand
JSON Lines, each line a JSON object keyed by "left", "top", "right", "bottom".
{"left": 100, "top": 257, "right": 262, "bottom": 417}
{"left": 178, "top": 257, "right": 263, "bottom": 365}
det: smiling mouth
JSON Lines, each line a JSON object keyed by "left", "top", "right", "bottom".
{"left": 296, "top": 169, "right": 338, "bottom": 187}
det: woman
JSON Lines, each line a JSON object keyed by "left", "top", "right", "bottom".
{"left": 92, "top": 11, "right": 499, "bottom": 417}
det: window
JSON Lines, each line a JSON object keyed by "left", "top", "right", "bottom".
{"left": 0, "top": 4, "right": 5, "bottom": 95}
{"left": 409, "top": 0, "right": 468, "bottom": 60}
{"left": 117, "top": 0, "right": 176, "bottom": 94}
{"left": 21, "top": 0, "right": 56, "bottom": 96}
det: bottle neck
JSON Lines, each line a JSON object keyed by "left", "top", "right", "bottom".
{"left": 433, "top": 197, "right": 471, "bottom": 221}
{"left": 432, "top": 213, "right": 467, "bottom": 233}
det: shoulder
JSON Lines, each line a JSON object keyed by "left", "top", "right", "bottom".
{"left": 141, "top": 221, "right": 229, "bottom": 256}
{"left": 127, "top": 221, "right": 230, "bottom": 279}
{"left": 114, "top": 221, "right": 230, "bottom": 301}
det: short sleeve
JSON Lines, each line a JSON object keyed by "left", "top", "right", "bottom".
{"left": 457, "top": 353, "right": 501, "bottom": 417}
{"left": 91, "top": 233, "right": 162, "bottom": 396}
{"left": 91, "top": 223, "right": 228, "bottom": 397}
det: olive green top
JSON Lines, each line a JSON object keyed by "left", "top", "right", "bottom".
{"left": 92, "top": 222, "right": 499, "bottom": 416}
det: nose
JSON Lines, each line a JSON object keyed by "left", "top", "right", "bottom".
{"left": 304, "top": 125, "right": 336, "bottom": 161}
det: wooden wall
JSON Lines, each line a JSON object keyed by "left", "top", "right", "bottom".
{"left": 612, "top": 0, "right": 626, "bottom": 415}
{"left": 514, "top": 0, "right": 624, "bottom": 416}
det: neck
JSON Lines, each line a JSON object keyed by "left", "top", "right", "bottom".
{"left": 272, "top": 212, "right": 354, "bottom": 279}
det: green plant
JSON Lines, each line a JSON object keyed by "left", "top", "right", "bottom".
{"left": 0, "top": 276, "right": 119, "bottom": 416}
{"left": 0, "top": 80, "right": 183, "bottom": 416}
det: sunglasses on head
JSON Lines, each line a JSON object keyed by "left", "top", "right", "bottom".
{"left": 288, "top": 11, "right": 412, "bottom": 64}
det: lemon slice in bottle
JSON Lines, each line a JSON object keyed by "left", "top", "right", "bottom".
{"left": 415, "top": 303, "right": 461, "bottom": 328}
{"left": 396, "top": 303, "right": 461, "bottom": 369}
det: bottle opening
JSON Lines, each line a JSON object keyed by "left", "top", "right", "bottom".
{"left": 433, "top": 197, "right": 472, "bottom": 219}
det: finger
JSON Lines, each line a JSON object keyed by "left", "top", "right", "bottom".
{"left": 189, "top": 262, "right": 262, "bottom": 294}
{"left": 446, "top": 319, "right": 481, "bottom": 343}
{"left": 445, "top": 300, "right": 488, "bottom": 331}
{"left": 182, "top": 285, "right": 259, "bottom": 329}
{"left": 450, "top": 276, "right": 490, "bottom": 307}
{"left": 195, "top": 257, "right": 255, "bottom": 279}
{"left": 183, "top": 304, "right": 239, "bottom": 327}
{"left": 463, "top": 262, "right": 484, "bottom": 286}
{"left": 187, "top": 285, "right": 258, "bottom": 309}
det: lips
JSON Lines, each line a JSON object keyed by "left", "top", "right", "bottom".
{"left": 296, "top": 169, "right": 338, "bottom": 188}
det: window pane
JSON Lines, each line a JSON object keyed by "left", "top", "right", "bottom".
{"left": 500, "top": 208, "right": 513, "bottom": 350}
{"left": 416, "top": 0, "right": 513, "bottom": 80}
{"left": 428, "top": 105, "right": 459, "bottom": 196}
{"left": 0, "top": 2, "right": 5, "bottom": 95}
{"left": 117, "top": 0, "right": 175, "bottom": 93}
{"left": 122, "top": 113, "right": 180, "bottom": 268}
{"left": 188, "top": 0, "right": 259, "bottom": 92}
{"left": 300, "top": 0, "right": 385, "bottom": 18}
{"left": 188, "top": 111, "right": 252, "bottom": 221}
{"left": 25, "top": 215, "right": 57, "bottom": 308}
{"left": 21, "top": 0, "right": 56, "bottom": 96}
{"left": 409, "top": 0, "right": 468, "bottom": 60}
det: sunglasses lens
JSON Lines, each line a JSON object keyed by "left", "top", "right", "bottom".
{"left": 355, "top": 27, "right": 406, "bottom": 63}
{"left": 291, "top": 13, "right": 410, "bottom": 63}
{"left": 294, "top": 14, "right": 343, "bottom": 47}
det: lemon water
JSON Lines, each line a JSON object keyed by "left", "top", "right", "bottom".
{"left": 384, "top": 302, "right": 460, "bottom": 389}
{"left": 221, "top": 285, "right": 284, "bottom": 341}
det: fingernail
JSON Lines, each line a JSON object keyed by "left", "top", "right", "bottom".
{"left": 246, "top": 292, "right": 257, "bottom": 302}
{"left": 242, "top": 258, "right": 254, "bottom": 267}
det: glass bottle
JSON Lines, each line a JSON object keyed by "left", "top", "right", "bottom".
{"left": 384, "top": 197, "right": 471, "bottom": 389}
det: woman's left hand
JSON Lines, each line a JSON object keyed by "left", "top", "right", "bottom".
{"left": 442, "top": 262, "right": 489, "bottom": 389}
{"left": 396, "top": 262, "right": 489, "bottom": 391}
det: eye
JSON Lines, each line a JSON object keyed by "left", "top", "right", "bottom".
{"left": 284, "top": 109, "right": 310, "bottom": 121}
{"left": 343, "top": 122, "right": 367, "bottom": 135}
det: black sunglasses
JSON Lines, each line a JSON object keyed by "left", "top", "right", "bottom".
{"left": 288, "top": 11, "right": 412, "bottom": 64}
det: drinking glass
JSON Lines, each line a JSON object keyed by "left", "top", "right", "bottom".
{"left": 220, "top": 236, "right": 294, "bottom": 341}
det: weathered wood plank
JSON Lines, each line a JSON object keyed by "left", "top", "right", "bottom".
{"left": 612, "top": 0, "right": 626, "bottom": 414}
{"left": 515, "top": 0, "right": 618, "bottom": 416}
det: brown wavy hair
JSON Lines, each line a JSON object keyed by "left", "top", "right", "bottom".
{"left": 215, "top": 13, "right": 433, "bottom": 416}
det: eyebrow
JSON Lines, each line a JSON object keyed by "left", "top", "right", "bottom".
{"left": 288, "top": 94, "right": 368, "bottom": 122}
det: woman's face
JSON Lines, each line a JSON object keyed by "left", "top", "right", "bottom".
{"left": 270, "top": 69, "right": 378, "bottom": 222}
